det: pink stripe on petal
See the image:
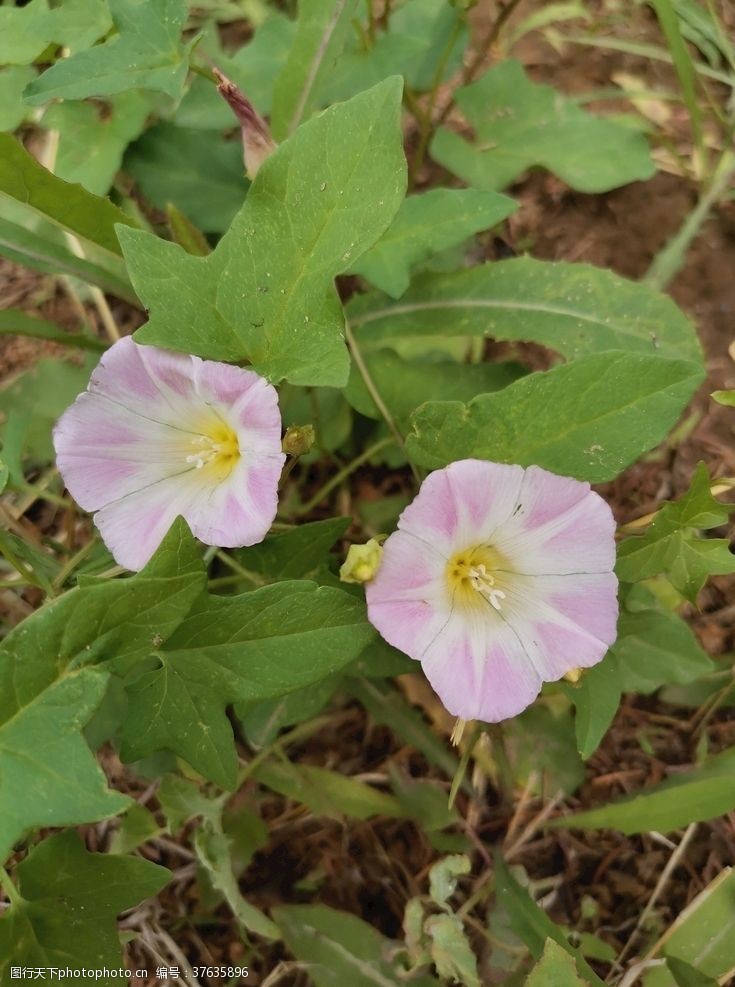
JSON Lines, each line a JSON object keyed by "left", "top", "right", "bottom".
{"left": 366, "top": 530, "right": 446, "bottom": 605}
{"left": 445, "top": 459, "right": 525, "bottom": 545}
{"left": 531, "top": 621, "right": 610, "bottom": 675}
{"left": 194, "top": 358, "right": 265, "bottom": 408}
{"left": 421, "top": 615, "right": 542, "bottom": 721}
{"left": 233, "top": 380, "right": 285, "bottom": 454}
{"left": 547, "top": 573, "right": 619, "bottom": 647}
{"left": 500, "top": 573, "right": 617, "bottom": 681}
{"left": 494, "top": 484, "right": 616, "bottom": 576}
{"left": 366, "top": 598, "right": 447, "bottom": 661}
{"left": 88, "top": 335, "right": 160, "bottom": 405}
{"left": 514, "top": 466, "right": 590, "bottom": 529}
{"left": 93, "top": 474, "right": 201, "bottom": 570}
{"left": 185, "top": 457, "right": 282, "bottom": 548}
{"left": 396, "top": 468, "right": 459, "bottom": 552}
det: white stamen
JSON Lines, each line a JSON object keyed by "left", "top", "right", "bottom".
{"left": 186, "top": 435, "right": 227, "bottom": 469}
{"left": 469, "top": 564, "right": 506, "bottom": 611}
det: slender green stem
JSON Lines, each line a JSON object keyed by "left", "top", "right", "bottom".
{"left": 344, "top": 322, "right": 421, "bottom": 483}
{"left": 236, "top": 713, "right": 337, "bottom": 787}
{"left": 208, "top": 574, "right": 257, "bottom": 590}
{"left": 644, "top": 149, "right": 735, "bottom": 290}
{"left": 436, "top": 0, "right": 525, "bottom": 129}
{"left": 52, "top": 537, "right": 97, "bottom": 591}
{"left": 0, "top": 867, "right": 20, "bottom": 905}
{"left": 449, "top": 723, "right": 483, "bottom": 809}
{"left": 295, "top": 436, "right": 395, "bottom": 517}
{"left": 651, "top": 0, "right": 706, "bottom": 173}
{"left": 0, "top": 538, "right": 44, "bottom": 592}
{"left": 213, "top": 550, "right": 266, "bottom": 587}
{"left": 189, "top": 60, "right": 218, "bottom": 84}
{"left": 554, "top": 33, "right": 734, "bottom": 87}
{"left": 410, "top": 16, "right": 465, "bottom": 180}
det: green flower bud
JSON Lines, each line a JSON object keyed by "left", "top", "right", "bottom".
{"left": 282, "top": 425, "right": 316, "bottom": 457}
{"left": 340, "top": 539, "right": 383, "bottom": 584}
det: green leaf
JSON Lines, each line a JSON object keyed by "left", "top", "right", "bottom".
{"left": 232, "top": 517, "right": 351, "bottom": 584}
{"left": 505, "top": 705, "right": 585, "bottom": 797}
{"left": 345, "top": 347, "right": 525, "bottom": 430}
{"left": 0, "top": 832, "right": 168, "bottom": 978}
{"left": 238, "top": 676, "right": 341, "bottom": 747}
{"left": 0, "top": 529, "right": 60, "bottom": 594}
{"left": 174, "top": 15, "right": 295, "bottom": 127}
{"left": 551, "top": 748, "right": 735, "bottom": 834}
{"left": 0, "top": 308, "right": 107, "bottom": 352}
{"left": 407, "top": 352, "right": 703, "bottom": 482}
{"left": 0, "top": 0, "right": 110, "bottom": 66}
{"left": 712, "top": 389, "right": 735, "bottom": 406}
{"left": 271, "top": 0, "right": 360, "bottom": 139}
{"left": 642, "top": 869, "right": 735, "bottom": 987}
{"left": 0, "top": 356, "right": 95, "bottom": 471}
{"left": 431, "top": 60, "right": 655, "bottom": 193}
{"left": 525, "top": 939, "right": 587, "bottom": 986}
{"left": 0, "top": 134, "right": 137, "bottom": 256}
{"left": 324, "top": 0, "right": 468, "bottom": 101}
{"left": 389, "top": 769, "right": 458, "bottom": 833}
{"left": 494, "top": 855, "right": 606, "bottom": 986}
{"left": 274, "top": 903, "right": 441, "bottom": 987}
{"left": 254, "top": 760, "right": 407, "bottom": 820}
{"left": 109, "top": 803, "right": 164, "bottom": 854}
{"left": 42, "top": 93, "right": 152, "bottom": 196}
{"left": 350, "top": 189, "right": 516, "bottom": 298}
{"left": 0, "top": 521, "right": 205, "bottom": 862}
{"left": 193, "top": 825, "right": 281, "bottom": 939}
{"left": 0, "top": 0, "right": 53, "bottom": 65}
{"left": 348, "top": 257, "right": 702, "bottom": 365}
{"left": 124, "top": 122, "right": 249, "bottom": 234}
{"left": 612, "top": 587, "right": 715, "bottom": 693}
{"left": 24, "top": 0, "right": 195, "bottom": 104}
{"left": 429, "top": 854, "right": 470, "bottom": 907}
{"left": 0, "top": 66, "right": 35, "bottom": 130}
{"left": 158, "top": 774, "right": 225, "bottom": 832}
{"left": 617, "top": 463, "right": 735, "bottom": 602}
{"left": 43, "top": 0, "right": 113, "bottom": 52}
{"left": 0, "top": 216, "right": 136, "bottom": 302}
{"left": 165, "top": 202, "right": 211, "bottom": 256}
{"left": 349, "top": 677, "right": 460, "bottom": 780}
{"left": 121, "top": 581, "right": 375, "bottom": 787}
{"left": 121, "top": 78, "right": 407, "bottom": 386}
{"left": 426, "top": 912, "right": 481, "bottom": 987}
{"left": 665, "top": 957, "right": 719, "bottom": 987}
{"left": 564, "top": 653, "right": 622, "bottom": 759}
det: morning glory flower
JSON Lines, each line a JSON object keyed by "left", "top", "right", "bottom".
{"left": 365, "top": 459, "right": 618, "bottom": 722}
{"left": 54, "top": 336, "right": 285, "bottom": 570}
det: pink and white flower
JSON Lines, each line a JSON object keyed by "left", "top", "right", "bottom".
{"left": 54, "top": 336, "right": 285, "bottom": 570}
{"left": 365, "top": 459, "right": 618, "bottom": 722}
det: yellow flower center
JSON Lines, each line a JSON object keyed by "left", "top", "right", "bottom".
{"left": 446, "top": 545, "right": 509, "bottom": 612}
{"left": 186, "top": 420, "right": 240, "bottom": 479}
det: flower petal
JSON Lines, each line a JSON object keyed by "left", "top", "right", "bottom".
{"left": 54, "top": 337, "right": 286, "bottom": 569}
{"left": 54, "top": 392, "right": 197, "bottom": 511}
{"left": 366, "top": 531, "right": 452, "bottom": 658}
{"left": 398, "top": 459, "right": 524, "bottom": 554}
{"left": 492, "top": 466, "right": 616, "bottom": 575}
{"left": 421, "top": 611, "right": 542, "bottom": 722}
{"left": 185, "top": 454, "right": 282, "bottom": 548}
{"left": 501, "top": 571, "right": 619, "bottom": 680}
{"left": 93, "top": 472, "right": 203, "bottom": 571}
